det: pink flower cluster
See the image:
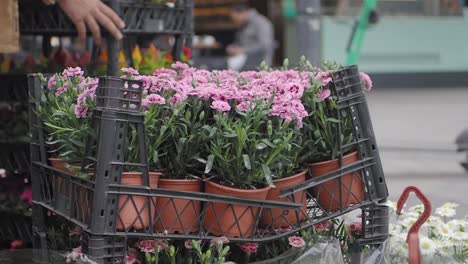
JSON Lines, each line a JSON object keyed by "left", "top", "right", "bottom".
{"left": 132, "top": 63, "right": 319, "bottom": 127}
{"left": 137, "top": 239, "right": 169, "bottom": 253}
{"left": 66, "top": 246, "right": 85, "bottom": 263}
{"left": 288, "top": 236, "right": 306, "bottom": 248}
{"left": 240, "top": 242, "right": 258, "bottom": 253}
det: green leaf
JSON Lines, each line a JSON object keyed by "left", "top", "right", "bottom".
{"left": 256, "top": 142, "right": 267, "bottom": 150}
{"left": 153, "top": 150, "right": 159, "bottom": 164}
{"left": 222, "top": 246, "right": 230, "bottom": 256}
{"left": 209, "top": 127, "right": 217, "bottom": 137}
{"left": 261, "top": 139, "right": 277, "bottom": 148}
{"left": 205, "top": 154, "right": 214, "bottom": 174}
{"left": 262, "top": 164, "right": 275, "bottom": 187}
{"left": 242, "top": 154, "right": 251, "bottom": 170}
{"left": 326, "top": 118, "right": 341, "bottom": 123}
{"left": 223, "top": 133, "right": 238, "bottom": 138}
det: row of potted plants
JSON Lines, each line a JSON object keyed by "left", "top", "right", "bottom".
{"left": 40, "top": 59, "right": 372, "bottom": 236}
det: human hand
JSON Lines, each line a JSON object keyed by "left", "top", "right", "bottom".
{"left": 58, "top": 0, "right": 125, "bottom": 45}
{"left": 226, "top": 45, "right": 245, "bottom": 56}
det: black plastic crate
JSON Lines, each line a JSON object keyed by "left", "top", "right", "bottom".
{"left": 29, "top": 66, "right": 389, "bottom": 263}
{"left": 0, "top": 74, "right": 29, "bottom": 103}
{"left": 19, "top": 0, "right": 192, "bottom": 36}
{"left": 0, "top": 211, "right": 32, "bottom": 242}
{"left": 0, "top": 142, "right": 30, "bottom": 173}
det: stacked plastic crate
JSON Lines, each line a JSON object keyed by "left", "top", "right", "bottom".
{"left": 29, "top": 64, "right": 389, "bottom": 263}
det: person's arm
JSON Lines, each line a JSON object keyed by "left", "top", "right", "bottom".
{"left": 42, "top": 0, "right": 125, "bottom": 45}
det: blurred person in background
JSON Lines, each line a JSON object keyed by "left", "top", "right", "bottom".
{"left": 0, "top": 0, "right": 124, "bottom": 53}
{"left": 227, "top": 4, "right": 274, "bottom": 70}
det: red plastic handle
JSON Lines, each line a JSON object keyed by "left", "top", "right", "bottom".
{"left": 396, "top": 186, "right": 432, "bottom": 264}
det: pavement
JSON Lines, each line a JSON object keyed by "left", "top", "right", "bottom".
{"left": 366, "top": 86, "right": 468, "bottom": 216}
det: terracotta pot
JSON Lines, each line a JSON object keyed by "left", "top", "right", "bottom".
{"left": 116, "top": 172, "right": 160, "bottom": 231}
{"left": 155, "top": 178, "right": 201, "bottom": 234}
{"left": 260, "top": 171, "right": 307, "bottom": 228}
{"left": 306, "top": 151, "right": 364, "bottom": 211}
{"left": 48, "top": 157, "right": 76, "bottom": 175}
{"left": 204, "top": 181, "right": 270, "bottom": 238}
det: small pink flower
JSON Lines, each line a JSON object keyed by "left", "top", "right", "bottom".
{"left": 55, "top": 81, "right": 69, "bottom": 96}
{"left": 211, "top": 100, "right": 231, "bottom": 112}
{"left": 0, "top": 168, "right": 6, "bottom": 178}
{"left": 20, "top": 187, "right": 32, "bottom": 204}
{"left": 48, "top": 75, "right": 57, "bottom": 90}
{"left": 66, "top": 246, "right": 83, "bottom": 263}
{"left": 10, "top": 240, "right": 25, "bottom": 249}
{"left": 170, "top": 92, "right": 188, "bottom": 106}
{"left": 74, "top": 104, "right": 87, "bottom": 119}
{"left": 69, "top": 226, "right": 81, "bottom": 237}
{"left": 359, "top": 72, "right": 373, "bottom": 92}
{"left": 315, "top": 71, "right": 332, "bottom": 86}
{"left": 184, "top": 240, "right": 201, "bottom": 249}
{"left": 62, "top": 67, "right": 84, "bottom": 78}
{"left": 172, "top": 61, "right": 190, "bottom": 71}
{"left": 348, "top": 221, "right": 362, "bottom": 235}
{"left": 288, "top": 236, "right": 305, "bottom": 248}
{"left": 146, "top": 94, "right": 166, "bottom": 105}
{"left": 125, "top": 248, "right": 141, "bottom": 264}
{"left": 138, "top": 240, "right": 155, "bottom": 253}
{"left": 240, "top": 242, "right": 258, "bottom": 253}
{"left": 316, "top": 89, "right": 331, "bottom": 101}
{"left": 313, "top": 220, "right": 331, "bottom": 231}
{"left": 157, "top": 240, "right": 170, "bottom": 251}
{"left": 210, "top": 237, "right": 229, "bottom": 247}
{"left": 121, "top": 67, "right": 139, "bottom": 76}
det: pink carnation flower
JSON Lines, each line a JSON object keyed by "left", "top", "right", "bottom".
{"left": 184, "top": 240, "right": 202, "bottom": 249}
{"left": 316, "top": 89, "right": 331, "bottom": 101}
{"left": 211, "top": 100, "right": 231, "bottom": 112}
{"left": 66, "top": 246, "right": 84, "bottom": 263}
{"left": 359, "top": 72, "right": 373, "bottom": 92}
{"left": 315, "top": 71, "right": 332, "bottom": 86}
{"left": 313, "top": 220, "right": 331, "bottom": 231}
{"left": 68, "top": 226, "right": 82, "bottom": 237}
{"left": 55, "top": 81, "right": 69, "bottom": 96}
{"left": 172, "top": 61, "right": 189, "bottom": 71}
{"left": 20, "top": 187, "right": 32, "bottom": 204}
{"left": 62, "top": 67, "right": 84, "bottom": 78}
{"left": 121, "top": 67, "right": 139, "bottom": 76}
{"left": 138, "top": 240, "right": 155, "bottom": 253}
{"left": 288, "top": 236, "right": 305, "bottom": 248}
{"left": 210, "top": 236, "right": 229, "bottom": 247}
{"left": 240, "top": 242, "right": 258, "bottom": 254}
{"left": 348, "top": 221, "right": 362, "bottom": 234}
{"left": 10, "top": 240, "right": 25, "bottom": 249}
{"left": 146, "top": 94, "right": 166, "bottom": 105}
{"left": 74, "top": 104, "right": 87, "bottom": 119}
{"left": 48, "top": 75, "right": 57, "bottom": 90}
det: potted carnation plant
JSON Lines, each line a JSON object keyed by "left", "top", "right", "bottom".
{"left": 127, "top": 65, "right": 207, "bottom": 234}
{"left": 40, "top": 67, "right": 97, "bottom": 216}
{"left": 202, "top": 81, "right": 303, "bottom": 237}
{"left": 299, "top": 61, "right": 373, "bottom": 211}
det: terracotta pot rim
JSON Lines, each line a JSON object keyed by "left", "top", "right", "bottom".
{"left": 121, "top": 171, "right": 162, "bottom": 178}
{"left": 206, "top": 180, "right": 271, "bottom": 194}
{"left": 159, "top": 178, "right": 200, "bottom": 184}
{"left": 272, "top": 170, "right": 307, "bottom": 184}
{"left": 48, "top": 157, "right": 64, "bottom": 161}
{"left": 306, "top": 151, "right": 358, "bottom": 167}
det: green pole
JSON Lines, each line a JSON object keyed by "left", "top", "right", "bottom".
{"left": 345, "top": 0, "right": 378, "bottom": 65}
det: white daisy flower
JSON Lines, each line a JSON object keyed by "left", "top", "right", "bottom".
{"left": 435, "top": 203, "right": 458, "bottom": 218}
{"left": 419, "top": 235, "right": 436, "bottom": 256}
